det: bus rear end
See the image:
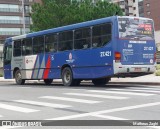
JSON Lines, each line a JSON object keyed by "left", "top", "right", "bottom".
{"left": 114, "top": 16, "right": 156, "bottom": 77}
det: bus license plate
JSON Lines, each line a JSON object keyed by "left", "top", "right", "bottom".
{"left": 134, "top": 68, "right": 141, "bottom": 72}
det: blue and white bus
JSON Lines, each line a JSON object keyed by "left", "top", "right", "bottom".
{"left": 3, "top": 16, "right": 156, "bottom": 86}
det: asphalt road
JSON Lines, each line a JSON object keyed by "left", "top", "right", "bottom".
{"left": 0, "top": 81, "right": 160, "bottom": 129}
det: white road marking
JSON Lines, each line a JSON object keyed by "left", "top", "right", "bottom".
{"left": 0, "top": 103, "right": 39, "bottom": 113}
{"left": 14, "top": 100, "right": 71, "bottom": 108}
{"left": 46, "top": 102, "right": 160, "bottom": 120}
{"left": 40, "top": 96, "right": 101, "bottom": 104}
{"left": 150, "top": 127, "right": 160, "bottom": 129}
{"left": 0, "top": 127, "right": 21, "bottom": 129}
{"left": 93, "top": 114, "right": 128, "bottom": 120}
{"left": 109, "top": 88, "right": 160, "bottom": 93}
{"left": 65, "top": 93, "right": 128, "bottom": 99}
{"left": 88, "top": 90, "right": 154, "bottom": 96}
{"left": 19, "top": 87, "right": 31, "bottom": 88}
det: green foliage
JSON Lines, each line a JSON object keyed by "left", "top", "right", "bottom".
{"left": 156, "top": 64, "right": 160, "bottom": 70}
{"left": 30, "top": 0, "right": 123, "bottom": 31}
{"left": 155, "top": 69, "right": 160, "bottom": 76}
{"left": 0, "top": 74, "right": 3, "bottom": 77}
{"left": 155, "top": 64, "right": 160, "bottom": 76}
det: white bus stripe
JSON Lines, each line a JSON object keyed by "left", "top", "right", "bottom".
{"left": 65, "top": 93, "right": 128, "bottom": 99}
{"left": 14, "top": 100, "right": 71, "bottom": 108}
{"left": 40, "top": 96, "right": 101, "bottom": 104}
{"left": 88, "top": 90, "right": 154, "bottom": 96}
{"left": 46, "top": 102, "right": 160, "bottom": 120}
{"left": 0, "top": 103, "right": 39, "bottom": 113}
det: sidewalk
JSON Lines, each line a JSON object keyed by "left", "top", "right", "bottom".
{"left": 0, "top": 74, "right": 160, "bottom": 85}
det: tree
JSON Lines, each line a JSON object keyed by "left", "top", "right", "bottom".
{"left": 30, "top": 0, "right": 123, "bottom": 31}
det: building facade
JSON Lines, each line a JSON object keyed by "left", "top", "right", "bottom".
{"left": 137, "top": 0, "right": 160, "bottom": 50}
{"left": 0, "top": 0, "right": 40, "bottom": 71}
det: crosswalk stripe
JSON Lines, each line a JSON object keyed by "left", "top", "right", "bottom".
{"left": 40, "top": 96, "right": 101, "bottom": 104}
{"left": 0, "top": 103, "right": 39, "bottom": 113}
{"left": 14, "top": 100, "right": 71, "bottom": 108}
{"left": 0, "top": 127, "right": 21, "bottom": 129}
{"left": 127, "top": 87, "right": 160, "bottom": 92}
{"left": 47, "top": 101, "right": 160, "bottom": 120}
{"left": 108, "top": 88, "right": 160, "bottom": 94}
{"left": 65, "top": 93, "right": 128, "bottom": 99}
{"left": 93, "top": 114, "right": 128, "bottom": 120}
{"left": 88, "top": 90, "right": 154, "bottom": 96}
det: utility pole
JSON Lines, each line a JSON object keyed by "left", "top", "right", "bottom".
{"left": 22, "top": 0, "right": 26, "bottom": 34}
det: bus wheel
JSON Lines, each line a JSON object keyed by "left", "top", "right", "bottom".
{"left": 92, "top": 78, "right": 110, "bottom": 86}
{"left": 44, "top": 79, "right": 53, "bottom": 85}
{"left": 62, "top": 67, "right": 74, "bottom": 86}
{"left": 15, "top": 70, "right": 25, "bottom": 85}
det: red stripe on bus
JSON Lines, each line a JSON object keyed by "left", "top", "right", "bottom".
{"left": 43, "top": 56, "right": 51, "bottom": 79}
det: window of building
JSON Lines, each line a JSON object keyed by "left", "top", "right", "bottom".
{"left": 0, "top": 16, "right": 21, "bottom": 24}
{"left": 25, "top": 17, "right": 30, "bottom": 24}
{"left": 24, "top": 5, "right": 30, "bottom": 13}
{"left": 147, "top": 11, "right": 151, "bottom": 15}
{"left": 146, "top": 3, "right": 150, "bottom": 7}
{"left": 59, "top": 31, "right": 73, "bottom": 51}
{"left": 74, "top": 27, "right": 91, "bottom": 49}
{"left": 45, "top": 34, "right": 58, "bottom": 53}
{"left": 33, "top": 36, "right": 44, "bottom": 54}
{"left": 0, "top": 28, "right": 21, "bottom": 35}
{"left": 0, "top": 4, "right": 19, "bottom": 12}
{"left": 92, "top": 23, "right": 112, "bottom": 48}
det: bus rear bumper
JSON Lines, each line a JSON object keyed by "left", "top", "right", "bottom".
{"left": 113, "top": 61, "right": 156, "bottom": 77}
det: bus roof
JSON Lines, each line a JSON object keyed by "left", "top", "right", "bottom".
{"left": 6, "top": 16, "right": 153, "bottom": 42}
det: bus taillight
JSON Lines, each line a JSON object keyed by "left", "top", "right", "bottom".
{"left": 115, "top": 52, "right": 121, "bottom": 62}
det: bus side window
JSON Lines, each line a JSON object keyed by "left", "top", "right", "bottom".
{"left": 21, "top": 39, "right": 26, "bottom": 56}
{"left": 92, "top": 23, "right": 112, "bottom": 48}
{"left": 24, "top": 38, "right": 32, "bottom": 55}
{"left": 58, "top": 31, "right": 73, "bottom": 51}
{"left": 33, "top": 36, "right": 44, "bottom": 54}
{"left": 13, "top": 40, "right": 21, "bottom": 57}
{"left": 74, "top": 27, "right": 91, "bottom": 50}
{"left": 45, "top": 34, "right": 57, "bottom": 53}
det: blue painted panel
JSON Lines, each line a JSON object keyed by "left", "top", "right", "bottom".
{"left": 117, "top": 40, "right": 156, "bottom": 65}
{"left": 4, "top": 64, "right": 12, "bottom": 79}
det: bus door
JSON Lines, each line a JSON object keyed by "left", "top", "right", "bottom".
{"left": 3, "top": 44, "right": 12, "bottom": 79}
{"left": 118, "top": 17, "right": 156, "bottom": 66}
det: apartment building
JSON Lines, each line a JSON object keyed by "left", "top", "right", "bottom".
{"left": 0, "top": 0, "right": 40, "bottom": 70}
{"left": 142, "top": 0, "right": 160, "bottom": 50}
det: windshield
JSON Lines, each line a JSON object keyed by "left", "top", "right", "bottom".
{"left": 118, "top": 17, "right": 154, "bottom": 40}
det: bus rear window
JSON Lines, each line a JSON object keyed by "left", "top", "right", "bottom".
{"left": 118, "top": 17, "right": 154, "bottom": 40}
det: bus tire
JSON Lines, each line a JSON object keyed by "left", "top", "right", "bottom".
{"left": 15, "top": 70, "right": 25, "bottom": 85}
{"left": 62, "top": 67, "right": 75, "bottom": 86}
{"left": 44, "top": 79, "right": 53, "bottom": 85}
{"left": 92, "top": 78, "right": 110, "bottom": 86}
